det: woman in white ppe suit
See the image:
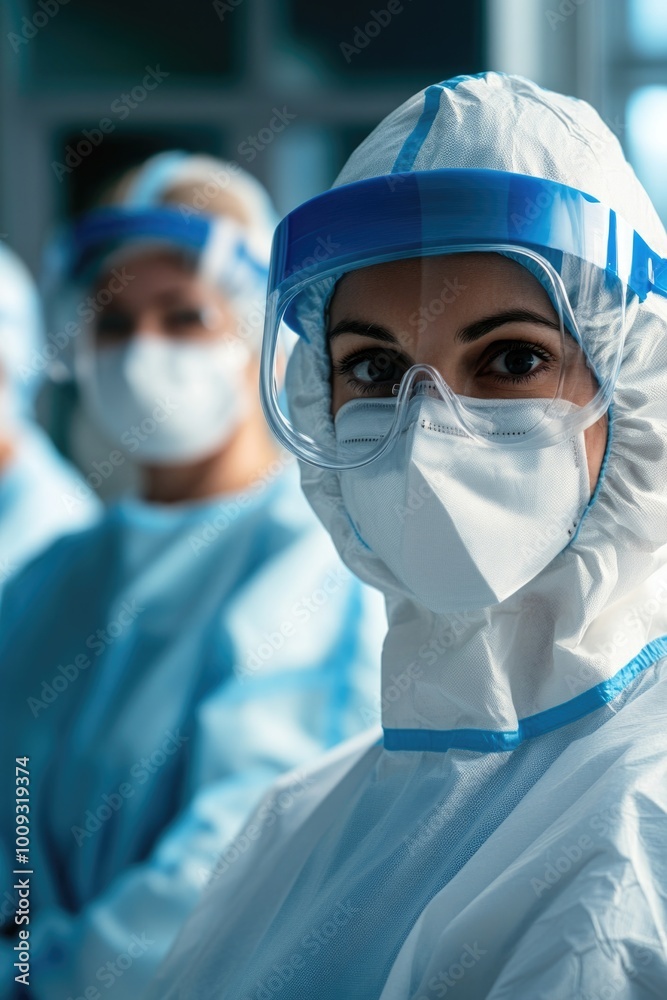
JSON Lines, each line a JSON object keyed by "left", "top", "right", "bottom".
{"left": 147, "top": 75, "right": 667, "bottom": 998}
{"left": 0, "top": 154, "right": 384, "bottom": 998}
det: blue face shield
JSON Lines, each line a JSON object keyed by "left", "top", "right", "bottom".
{"left": 67, "top": 206, "right": 269, "bottom": 299}
{"left": 260, "top": 168, "right": 667, "bottom": 470}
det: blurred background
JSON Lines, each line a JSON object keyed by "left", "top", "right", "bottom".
{"left": 2, "top": 0, "right": 667, "bottom": 275}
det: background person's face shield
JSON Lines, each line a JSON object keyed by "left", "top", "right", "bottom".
{"left": 44, "top": 206, "right": 270, "bottom": 381}
{"left": 43, "top": 207, "right": 263, "bottom": 465}
{"left": 261, "top": 169, "right": 667, "bottom": 470}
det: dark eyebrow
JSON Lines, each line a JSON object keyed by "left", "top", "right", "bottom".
{"left": 153, "top": 290, "right": 197, "bottom": 306}
{"left": 327, "top": 310, "right": 561, "bottom": 347}
{"left": 455, "top": 309, "right": 561, "bottom": 344}
{"left": 327, "top": 319, "right": 399, "bottom": 344}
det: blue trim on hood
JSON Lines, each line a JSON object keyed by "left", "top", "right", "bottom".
{"left": 391, "top": 84, "right": 444, "bottom": 173}
{"left": 568, "top": 402, "right": 615, "bottom": 548}
{"left": 383, "top": 635, "right": 667, "bottom": 753}
{"left": 390, "top": 75, "right": 501, "bottom": 175}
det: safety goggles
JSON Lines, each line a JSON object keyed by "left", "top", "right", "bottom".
{"left": 260, "top": 169, "right": 667, "bottom": 469}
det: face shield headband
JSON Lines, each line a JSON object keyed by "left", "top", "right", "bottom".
{"left": 67, "top": 206, "right": 269, "bottom": 294}
{"left": 43, "top": 206, "right": 269, "bottom": 381}
{"left": 261, "top": 169, "right": 667, "bottom": 470}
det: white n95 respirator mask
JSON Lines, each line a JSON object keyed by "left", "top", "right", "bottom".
{"left": 80, "top": 335, "right": 251, "bottom": 465}
{"left": 336, "top": 394, "right": 591, "bottom": 614}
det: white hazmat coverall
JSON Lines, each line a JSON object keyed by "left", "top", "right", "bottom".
{"left": 147, "top": 73, "right": 667, "bottom": 1000}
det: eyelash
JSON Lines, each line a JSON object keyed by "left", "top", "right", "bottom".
{"left": 331, "top": 340, "right": 558, "bottom": 392}
{"left": 331, "top": 347, "right": 408, "bottom": 394}
{"left": 479, "top": 340, "right": 557, "bottom": 383}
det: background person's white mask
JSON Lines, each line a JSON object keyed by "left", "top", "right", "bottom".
{"left": 82, "top": 335, "right": 251, "bottom": 465}
{"left": 336, "top": 395, "right": 591, "bottom": 614}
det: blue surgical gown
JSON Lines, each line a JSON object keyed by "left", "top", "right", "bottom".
{"left": 0, "top": 423, "right": 100, "bottom": 592}
{"left": 0, "top": 463, "right": 384, "bottom": 998}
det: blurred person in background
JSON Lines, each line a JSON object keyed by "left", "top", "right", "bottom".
{"left": 0, "top": 242, "right": 100, "bottom": 592}
{"left": 0, "top": 152, "right": 385, "bottom": 998}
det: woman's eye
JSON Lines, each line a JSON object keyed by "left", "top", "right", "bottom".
{"left": 331, "top": 348, "right": 408, "bottom": 397}
{"left": 165, "top": 308, "right": 207, "bottom": 331}
{"left": 483, "top": 344, "right": 552, "bottom": 380}
{"left": 349, "top": 352, "right": 405, "bottom": 385}
{"left": 96, "top": 313, "right": 133, "bottom": 338}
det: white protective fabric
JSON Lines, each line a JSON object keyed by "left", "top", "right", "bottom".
{"left": 146, "top": 74, "right": 667, "bottom": 999}
{"left": 0, "top": 243, "right": 43, "bottom": 413}
{"left": 80, "top": 334, "right": 251, "bottom": 464}
{"left": 122, "top": 151, "right": 278, "bottom": 347}
{"left": 336, "top": 396, "right": 590, "bottom": 614}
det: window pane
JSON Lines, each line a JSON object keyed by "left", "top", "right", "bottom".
{"left": 629, "top": 0, "right": 667, "bottom": 56}
{"left": 23, "top": 0, "right": 238, "bottom": 88}
{"left": 289, "top": 1, "right": 484, "bottom": 83}
{"left": 627, "top": 86, "right": 667, "bottom": 223}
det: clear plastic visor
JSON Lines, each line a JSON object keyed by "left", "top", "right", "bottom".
{"left": 269, "top": 246, "right": 626, "bottom": 468}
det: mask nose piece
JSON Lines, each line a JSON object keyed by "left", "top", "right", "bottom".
{"left": 392, "top": 364, "right": 458, "bottom": 402}
{"left": 393, "top": 366, "right": 465, "bottom": 436}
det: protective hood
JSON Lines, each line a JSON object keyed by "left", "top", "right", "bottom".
{"left": 102, "top": 151, "right": 278, "bottom": 319}
{"left": 0, "top": 243, "right": 44, "bottom": 416}
{"left": 285, "top": 73, "right": 667, "bottom": 751}
{"left": 43, "top": 152, "right": 279, "bottom": 381}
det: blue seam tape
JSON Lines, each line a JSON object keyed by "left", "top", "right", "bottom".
{"left": 568, "top": 401, "right": 615, "bottom": 547}
{"left": 391, "top": 84, "right": 445, "bottom": 174}
{"left": 383, "top": 635, "right": 667, "bottom": 753}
